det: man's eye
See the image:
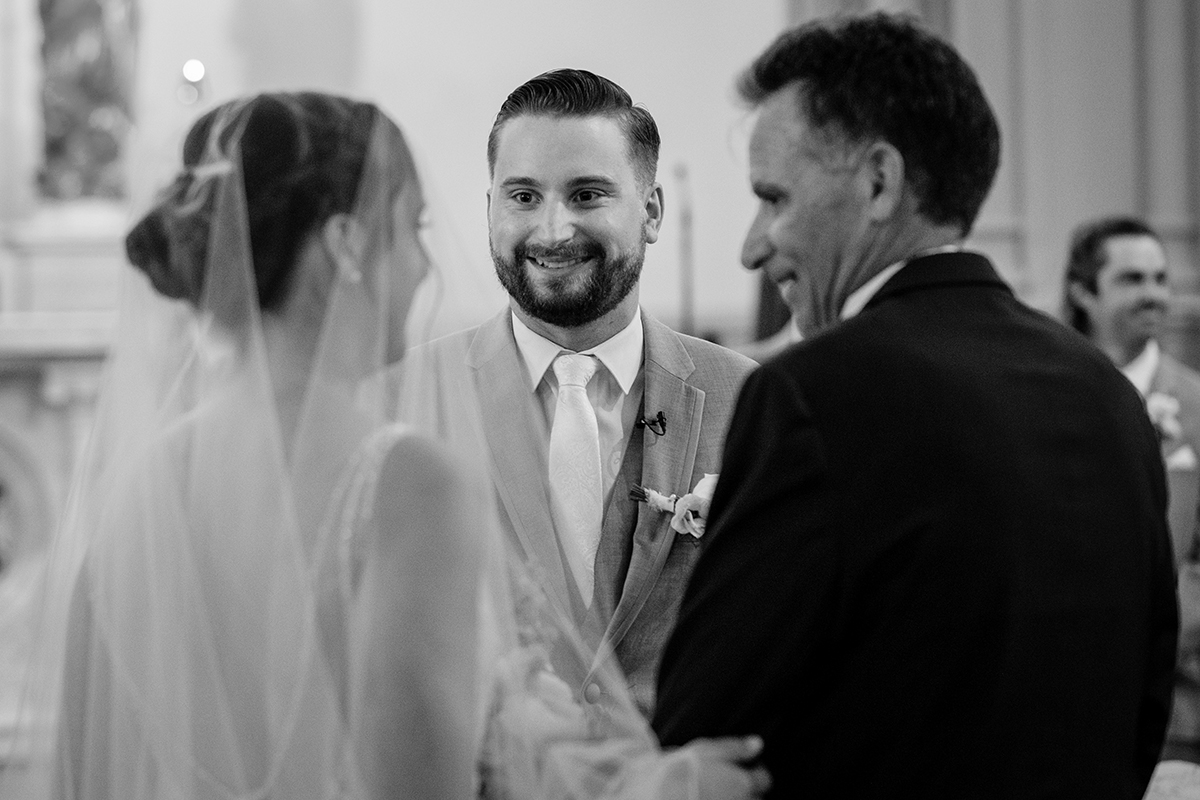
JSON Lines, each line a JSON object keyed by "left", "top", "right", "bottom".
{"left": 576, "top": 190, "right": 602, "bottom": 203}
{"left": 512, "top": 191, "right": 535, "bottom": 204}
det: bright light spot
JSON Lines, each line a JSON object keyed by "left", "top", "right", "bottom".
{"left": 182, "top": 59, "right": 205, "bottom": 82}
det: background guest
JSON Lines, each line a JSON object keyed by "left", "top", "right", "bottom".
{"left": 1064, "top": 215, "right": 1200, "bottom": 764}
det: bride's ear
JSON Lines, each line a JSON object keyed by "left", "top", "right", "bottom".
{"left": 321, "top": 213, "right": 367, "bottom": 283}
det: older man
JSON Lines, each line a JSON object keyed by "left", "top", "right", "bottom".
{"left": 653, "top": 13, "right": 1177, "bottom": 799}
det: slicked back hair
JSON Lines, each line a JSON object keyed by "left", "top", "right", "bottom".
{"left": 1063, "top": 215, "right": 1162, "bottom": 335}
{"left": 739, "top": 12, "right": 1000, "bottom": 237}
{"left": 487, "top": 69, "right": 660, "bottom": 188}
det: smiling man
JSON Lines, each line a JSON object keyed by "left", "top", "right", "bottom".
{"left": 1065, "top": 217, "right": 1172, "bottom": 368}
{"left": 1066, "top": 216, "right": 1200, "bottom": 766}
{"left": 431, "top": 69, "right": 752, "bottom": 716}
{"left": 653, "top": 14, "right": 1177, "bottom": 799}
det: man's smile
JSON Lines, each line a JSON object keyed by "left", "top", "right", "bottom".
{"left": 528, "top": 255, "right": 594, "bottom": 271}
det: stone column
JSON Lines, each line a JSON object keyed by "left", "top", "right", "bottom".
{"left": 0, "top": 0, "right": 41, "bottom": 224}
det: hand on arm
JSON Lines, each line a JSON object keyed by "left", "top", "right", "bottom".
{"left": 674, "top": 736, "right": 772, "bottom": 800}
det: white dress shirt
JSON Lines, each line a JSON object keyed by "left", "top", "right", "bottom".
{"left": 841, "top": 245, "right": 964, "bottom": 321}
{"left": 511, "top": 311, "right": 645, "bottom": 508}
{"left": 1122, "top": 339, "right": 1159, "bottom": 397}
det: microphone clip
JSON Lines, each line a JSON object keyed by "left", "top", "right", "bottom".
{"left": 636, "top": 411, "right": 667, "bottom": 436}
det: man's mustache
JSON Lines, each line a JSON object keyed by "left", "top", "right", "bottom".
{"left": 1133, "top": 299, "right": 1168, "bottom": 314}
{"left": 518, "top": 240, "right": 605, "bottom": 262}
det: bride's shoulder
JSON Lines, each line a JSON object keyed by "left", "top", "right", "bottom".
{"left": 363, "top": 425, "right": 486, "bottom": 573}
{"left": 372, "top": 425, "right": 480, "bottom": 515}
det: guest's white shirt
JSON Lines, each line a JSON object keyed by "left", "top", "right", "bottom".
{"left": 841, "top": 262, "right": 906, "bottom": 321}
{"left": 511, "top": 311, "right": 645, "bottom": 507}
{"left": 1122, "top": 339, "right": 1160, "bottom": 397}
{"left": 841, "top": 245, "right": 963, "bottom": 321}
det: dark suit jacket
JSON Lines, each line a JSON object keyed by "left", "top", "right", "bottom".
{"left": 653, "top": 252, "right": 1178, "bottom": 799}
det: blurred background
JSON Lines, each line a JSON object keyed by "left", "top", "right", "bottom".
{"left": 0, "top": 0, "right": 1196, "bottom": 735}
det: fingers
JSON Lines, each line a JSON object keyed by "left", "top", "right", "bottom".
{"left": 683, "top": 735, "right": 773, "bottom": 800}
{"left": 746, "top": 764, "right": 772, "bottom": 796}
{"left": 693, "top": 734, "right": 764, "bottom": 764}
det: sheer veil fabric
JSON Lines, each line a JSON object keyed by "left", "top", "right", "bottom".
{"left": 4, "top": 95, "right": 414, "bottom": 800}
{"left": 3, "top": 94, "right": 713, "bottom": 800}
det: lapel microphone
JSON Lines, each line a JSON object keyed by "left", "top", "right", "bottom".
{"left": 636, "top": 411, "right": 667, "bottom": 436}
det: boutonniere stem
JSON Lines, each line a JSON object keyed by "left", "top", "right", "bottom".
{"left": 630, "top": 473, "right": 719, "bottom": 538}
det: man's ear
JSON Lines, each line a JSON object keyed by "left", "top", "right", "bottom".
{"left": 1067, "top": 280, "right": 1100, "bottom": 315}
{"left": 321, "top": 213, "right": 367, "bottom": 279}
{"left": 485, "top": 188, "right": 492, "bottom": 214}
{"left": 643, "top": 182, "right": 665, "bottom": 244}
{"left": 863, "top": 141, "right": 905, "bottom": 223}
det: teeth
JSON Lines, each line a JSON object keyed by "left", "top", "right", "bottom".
{"left": 530, "top": 257, "right": 588, "bottom": 269}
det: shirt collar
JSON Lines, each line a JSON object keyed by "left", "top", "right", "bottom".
{"left": 511, "top": 310, "right": 644, "bottom": 395}
{"left": 840, "top": 244, "right": 963, "bottom": 321}
{"left": 1121, "top": 339, "right": 1159, "bottom": 397}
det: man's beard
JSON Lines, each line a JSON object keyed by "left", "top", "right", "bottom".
{"left": 491, "top": 237, "right": 644, "bottom": 328}
{"left": 1122, "top": 298, "right": 1168, "bottom": 343}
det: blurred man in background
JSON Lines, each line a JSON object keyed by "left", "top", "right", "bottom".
{"left": 1065, "top": 215, "right": 1200, "bottom": 763}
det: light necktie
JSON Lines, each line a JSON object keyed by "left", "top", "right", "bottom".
{"left": 548, "top": 353, "right": 603, "bottom": 604}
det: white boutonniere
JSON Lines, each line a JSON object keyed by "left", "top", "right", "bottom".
{"left": 630, "top": 473, "right": 719, "bottom": 538}
{"left": 1147, "top": 391, "right": 1183, "bottom": 442}
{"left": 1146, "top": 392, "right": 1198, "bottom": 470}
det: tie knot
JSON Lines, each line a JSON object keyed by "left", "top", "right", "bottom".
{"left": 553, "top": 353, "right": 598, "bottom": 388}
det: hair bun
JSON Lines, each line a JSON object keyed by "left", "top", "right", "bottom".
{"left": 126, "top": 203, "right": 202, "bottom": 303}
{"left": 127, "top": 92, "right": 392, "bottom": 312}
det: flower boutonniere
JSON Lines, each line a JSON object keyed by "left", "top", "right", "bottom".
{"left": 1147, "top": 391, "right": 1183, "bottom": 443}
{"left": 1147, "top": 391, "right": 1198, "bottom": 470}
{"left": 630, "top": 473, "right": 719, "bottom": 538}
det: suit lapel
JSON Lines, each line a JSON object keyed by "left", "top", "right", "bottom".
{"left": 601, "top": 314, "right": 704, "bottom": 650}
{"left": 467, "top": 311, "right": 578, "bottom": 615}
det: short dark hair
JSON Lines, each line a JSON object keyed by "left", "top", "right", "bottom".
{"left": 738, "top": 12, "right": 1000, "bottom": 236}
{"left": 487, "top": 68, "right": 660, "bottom": 187}
{"left": 127, "top": 92, "right": 411, "bottom": 313}
{"left": 1062, "top": 215, "right": 1162, "bottom": 335}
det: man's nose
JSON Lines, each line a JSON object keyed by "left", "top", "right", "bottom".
{"left": 741, "top": 216, "right": 772, "bottom": 272}
{"left": 532, "top": 200, "right": 577, "bottom": 245}
{"left": 1142, "top": 275, "right": 1171, "bottom": 302}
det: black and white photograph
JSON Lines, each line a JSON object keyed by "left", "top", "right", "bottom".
{"left": 0, "top": 1, "right": 1196, "bottom": 798}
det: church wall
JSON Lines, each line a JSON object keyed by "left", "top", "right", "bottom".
{"left": 956, "top": 0, "right": 1199, "bottom": 360}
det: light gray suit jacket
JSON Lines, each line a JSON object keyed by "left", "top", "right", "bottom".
{"left": 427, "top": 309, "right": 754, "bottom": 715}
{"left": 1152, "top": 351, "right": 1200, "bottom": 747}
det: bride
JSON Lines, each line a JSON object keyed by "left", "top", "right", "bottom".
{"left": 4, "top": 91, "right": 767, "bottom": 800}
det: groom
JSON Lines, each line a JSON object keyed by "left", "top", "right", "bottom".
{"left": 653, "top": 13, "right": 1178, "bottom": 799}
{"left": 429, "top": 69, "right": 752, "bottom": 715}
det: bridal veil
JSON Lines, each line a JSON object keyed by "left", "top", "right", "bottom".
{"left": 3, "top": 92, "right": 438, "bottom": 799}
{"left": 1, "top": 91, "right": 731, "bottom": 800}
